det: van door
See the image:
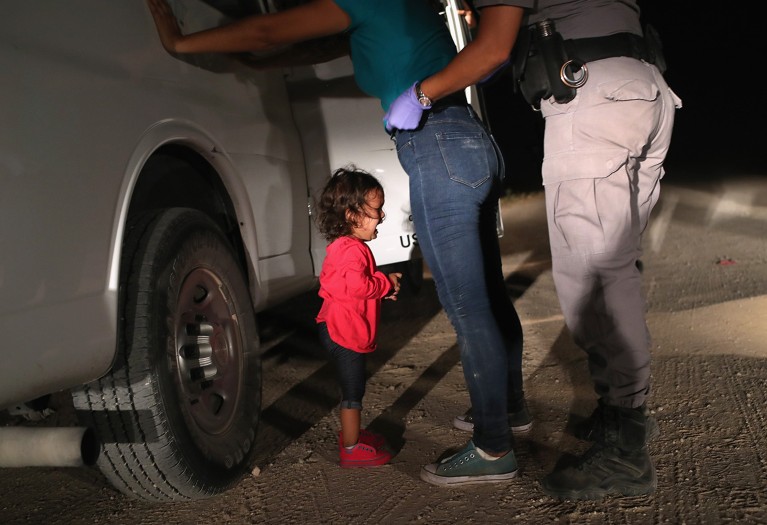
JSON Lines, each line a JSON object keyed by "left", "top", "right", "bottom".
{"left": 283, "top": 55, "right": 420, "bottom": 273}
{"left": 264, "top": 0, "right": 501, "bottom": 277}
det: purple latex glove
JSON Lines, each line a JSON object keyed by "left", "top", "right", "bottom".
{"left": 384, "top": 82, "right": 430, "bottom": 132}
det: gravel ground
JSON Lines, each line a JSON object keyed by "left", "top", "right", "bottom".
{"left": 2, "top": 171, "right": 766, "bottom": 524}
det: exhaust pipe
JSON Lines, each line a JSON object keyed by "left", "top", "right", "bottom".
{"left": 0, "top": 427, "right": 100, "bottom": 467}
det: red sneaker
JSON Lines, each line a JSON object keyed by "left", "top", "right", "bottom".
{"left": 338, "top": 429, "right": 386, "bottom": 450}
{"left": 339, "top": 442, "right": 392, "bottom": 468}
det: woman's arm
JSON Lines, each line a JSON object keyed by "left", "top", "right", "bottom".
{"left": 236, "top": 35, "right": 350, "bottom": 69}
{"left": 419, "top": 5, "right": 524, "bottom": 101}
{"left": 383, "top": 5, "right": 524, "bottom": 131}
{"left": 146, "top": 0, "right": 351, "bottom": 54}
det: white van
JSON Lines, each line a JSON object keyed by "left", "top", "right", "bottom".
{"left": 0, "top": 0, "right": 481, "bottom": 501}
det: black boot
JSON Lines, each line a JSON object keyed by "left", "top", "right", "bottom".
{"left": 541, "top": 405, "right": 657, "bottom": 500}
{"left": 574, "top": 399, "right": 659, "bottom": 442}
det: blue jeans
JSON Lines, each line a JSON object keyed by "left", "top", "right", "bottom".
{"left": 318, "top": 322, "right": 366, "bottom": 410}
{"left": 393, "top": 104, "right": 523, "bottom": 454}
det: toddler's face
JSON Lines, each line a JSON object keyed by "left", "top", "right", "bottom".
{"left": 349, "top": 189, "right": 385, "bottom": 242}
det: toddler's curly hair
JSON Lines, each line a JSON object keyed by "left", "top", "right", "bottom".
{"left": 316, "top": 166, "right": 384, "bottom": 242}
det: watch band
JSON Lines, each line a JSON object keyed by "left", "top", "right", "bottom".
{"left": 415, "top": 82, "right": 433, "bottom": 108}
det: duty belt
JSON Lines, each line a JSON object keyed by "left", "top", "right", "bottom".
{"left": 563, "top": 32, "right": 654, "bottom": 65}
{"left": 512, "top": 22, "right": 667, "bottom": 108}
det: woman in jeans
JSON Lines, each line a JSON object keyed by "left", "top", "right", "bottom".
{"left": 148, "top": 0, "right": 527, "bottom": 486}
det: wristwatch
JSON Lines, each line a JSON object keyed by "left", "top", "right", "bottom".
{"left": 415, "top": 82, "right": 433, "bottom": 107}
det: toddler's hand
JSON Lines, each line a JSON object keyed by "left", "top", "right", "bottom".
{"left": 385, "top": 272, "right": 402, "bottom": 301}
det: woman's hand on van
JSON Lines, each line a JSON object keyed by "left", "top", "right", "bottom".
{"left": 147, "top": 0, "right": 183, "bottom": 54}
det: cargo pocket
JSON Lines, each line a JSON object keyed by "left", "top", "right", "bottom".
{"left": 597, "top": 78, "right": 659, "bottom": 102}
{"left": 543, "top": 148, "right": 628, "bottom": 185}
{"left": 544, "top": 149, "right": 632, "bottom": 256}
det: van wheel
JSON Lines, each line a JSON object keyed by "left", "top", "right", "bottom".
{"left": 72, "top": 208, "right": 260, "bottom": 502}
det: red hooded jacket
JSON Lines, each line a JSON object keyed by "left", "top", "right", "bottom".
{"left": 316, "top": 236, "right": 392, "bottom": 353}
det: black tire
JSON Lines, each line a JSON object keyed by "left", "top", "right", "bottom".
{"left": 72, "top": 208, "right": 261, "bottom": 502}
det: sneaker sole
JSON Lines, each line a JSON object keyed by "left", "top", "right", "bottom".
{"left": 420, "top": 465, "right": 518, "bottom": 486}
{"left": 340, "top": 457, "right": 392, "bottom": 468}
{"left": 510, "top": 421, "right": 533, "bottom": 434}
{"left": 452, "top": 417, "right": 474, "bottom": 432}
{"left": 452, "top": 417, "right": 533, "bottom": 435}
{"left": 540, "top": 471, "right": 657, "bottom": 500}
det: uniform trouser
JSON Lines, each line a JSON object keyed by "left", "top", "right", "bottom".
{"left": 393, "top": 105, "right": 524, "bottom": 454}
{"left": 539, "top": 57, "right": 682, "bottom": 409}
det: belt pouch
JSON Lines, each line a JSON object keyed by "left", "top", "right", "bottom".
{"left": 513, "top": 20, "right": 576, "bottom": 107}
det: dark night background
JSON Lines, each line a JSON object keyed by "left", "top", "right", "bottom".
{"left": 210, "top": 0, "right": 762, "bottom": 192}
{"left": 479, "top": 1, "right": 761, "bottom": 194}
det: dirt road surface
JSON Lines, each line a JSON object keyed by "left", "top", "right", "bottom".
{"left": 2, "top": 172, "right": 766, "bottom": 524}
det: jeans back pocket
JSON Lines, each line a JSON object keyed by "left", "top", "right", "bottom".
{"left": 436, "top": 131, "right": 494, "bottom": 188}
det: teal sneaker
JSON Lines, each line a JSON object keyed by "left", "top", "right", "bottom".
{"left": 452, "top": 401, "right": 533, "bottom": 434}
{"left": 420, "top": 441, "right": 518, "bottom": 486}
